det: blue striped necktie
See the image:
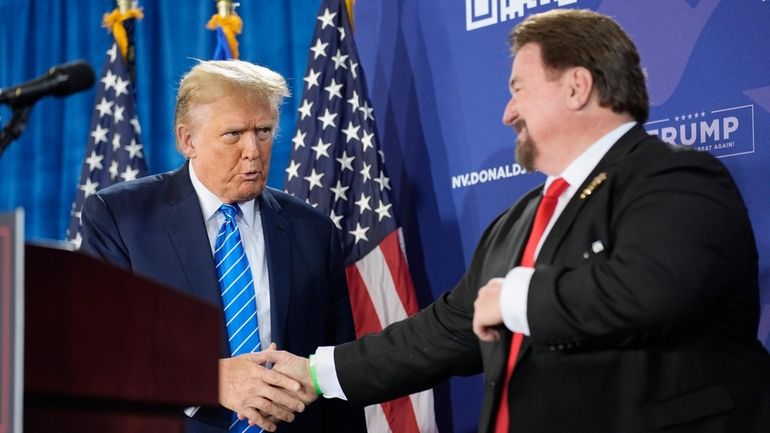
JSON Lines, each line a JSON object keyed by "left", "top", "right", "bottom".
{"left": 214, "top": 203, "right": 262, "bottom": 433}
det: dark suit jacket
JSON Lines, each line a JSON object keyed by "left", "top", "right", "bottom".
{"left": 333, "top": 125, "right": 770, "bottom": 432}
{"left": 80, "top": 162, "right": 366, "bottom": 433}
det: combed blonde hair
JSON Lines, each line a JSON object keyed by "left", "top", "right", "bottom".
{"left": 174, "top": 60, "right": 290, "bottom": 149}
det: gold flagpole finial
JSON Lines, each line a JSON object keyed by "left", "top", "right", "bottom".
{"left": 217, "top": 0, "right": 237, "bottom": 18}
{"left": 116, "top": 0, "right": 137, "bottom": 14}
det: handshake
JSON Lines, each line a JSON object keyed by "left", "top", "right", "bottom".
{"left": 218, "top": 345, "right": 320, "bottom": 432}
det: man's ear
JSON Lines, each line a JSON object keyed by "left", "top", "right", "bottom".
{"left": 564, "top": 66, "right": 594, "bottom": 110}
{"left": 176, "top": 124, "right": 196, "bottom": 159}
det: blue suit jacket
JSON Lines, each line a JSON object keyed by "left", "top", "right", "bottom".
{"left": 81, "top": 162, "right": 366, "bottom": 433}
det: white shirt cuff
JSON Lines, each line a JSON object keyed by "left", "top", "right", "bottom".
{"left": 184, "top": 406, "right": 199, "bottom": 417}
{"left": 500, "top": 266, "right": 534, "bottom": 335}
{"left": 315, "top": 346, "right": 347, "bottom": 400}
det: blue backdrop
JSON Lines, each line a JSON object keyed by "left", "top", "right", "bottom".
{"left": 2, "top": 1, "right": 769, "bottom": 433}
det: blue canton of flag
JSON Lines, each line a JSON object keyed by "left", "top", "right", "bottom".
{"left": 284, "top": 0, "right": 394, "bottom": 265}
{"left": 66, "top": 20, "right": 147, "bottom": 248}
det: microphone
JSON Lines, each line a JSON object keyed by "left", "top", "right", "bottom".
{"left": 0, "top": 60, "right": 95, "bottom": 107}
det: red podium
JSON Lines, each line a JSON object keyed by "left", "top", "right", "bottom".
{"left": 23, "top": 244, "right": 221, "bottom": 432}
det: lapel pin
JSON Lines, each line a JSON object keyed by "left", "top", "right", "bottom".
{"left": 580, "top": 172, "right": 608, "bottom": 200}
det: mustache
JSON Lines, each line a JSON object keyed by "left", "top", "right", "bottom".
{"left": 513, "top": 119, "right": 526, "bottom": 134}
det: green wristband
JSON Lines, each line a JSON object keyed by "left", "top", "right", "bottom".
{"left": 308, "top": 354, "right": 323, "bottom": 396}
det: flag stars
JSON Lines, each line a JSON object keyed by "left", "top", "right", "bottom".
{"left": 91, "top": 124, "right": 109, "bottom": 144}
{"left": 310, "top": 38, "right": 329, "bottom": 59}
{"left": 111, "top": 132, "right": 122, "bottom": 151}
{"left": 349, "top": 223, "right": 369, "bottom": 244}
{"left": 342, "top": 121, "right": 360, "bottom": 143}
{"left": 107, "top": 44, "right": 118, "bottom": 63}
{"left": 374, "top": 171, "right": 391, "bottom": 191}
{"left": 349, "top": 61, "right": 359, "bottom": 79}
{"left": 130, "top": 117, "right": 141, "bottom": 134}
{"left": 292, "top": 130, "right": 307, "bottom": 150}
{"left": 121, "top": 166, "right": 140, "bottom": 182}
{"left": 336, "top": 150, "right": 355, "bottom": 172}
{"left": 100, "top": 70, "right": 117, "bottom": 91}
{"left": 285, "top": 160, "right": 301, "bottom": 181}
{"left": 361, "top": 130, "right": 375, "bottom": 151}
{"left": 355, "top": 192, "right": 372, "bottom": 214}
{"left": 375, "top": 200, "right": 392, "bottom": 222}
{"left": 80, "top": 178, "right": 99, "bottom": 197}
{"left": 312, "top": 138, "right": 332, "bottom": 160}
{"left": 359, "top": 102, "right": 374, "bottom": 121}
{"left": 114, "top": 76, "right": 130, "bottom": 97}
{"left": 317, "top": 8, "right": 337, "bottom": 29}
{"left": 304, "top": 168, "right": 324, "bottom": 191}
{"left": 95, "top": 97, "right": 113, "bottom": 118}
{"left": 331, "top": 49, "right": 349, "bottom": 70}
{"left": 298, "top": 99, "right": 313, "bottom": 120}
{"left": 337, "top": 26, "right": 346, "bottom": 41}
{"left": 329, "top": 210, "right": 343, "bottom": 230}
{"left": 304, "top": 69, "right": 321, "bottom": 90}
{"left": 113, "top": 104, "right": 125, "bottom": 123}
{"left": 330, "top": 180, "right": 349, "bottom": 203}
{"left": 324, "top": 78, "right": 343, "bottom": 101}
{"left": 85, "top": 151, "right": 104, "bottom": 171}
{"left": 318, "top": 108, "right": 337, "bottom": 130}
{"left": 109, "top": 160, "right": 120, "bottom": 179}
{"left": 347, "top": 91, "right": 360, "bottom": 111}
{"left": 124, "top": 139, "right": 144, "bottom": 159}
{"left": 360, "top": 162, "right": 372, "bottom": 182}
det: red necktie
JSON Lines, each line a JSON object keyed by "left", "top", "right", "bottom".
{"left": 494, "top": 177, "right": 569, "bottom": 433}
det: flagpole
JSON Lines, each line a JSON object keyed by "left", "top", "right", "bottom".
{"left": 217, "top": 0, "right": 235, "bottom": 17}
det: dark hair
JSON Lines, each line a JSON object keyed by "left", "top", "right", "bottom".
{"left": 510, "top": 9, "right": 649, "bottom": 123}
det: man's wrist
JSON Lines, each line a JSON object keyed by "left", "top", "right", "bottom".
{"left": 308, "top": 354, "right": 323, "bottom": 396}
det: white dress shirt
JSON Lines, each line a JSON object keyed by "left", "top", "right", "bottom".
{"left": 313, "top": 121, "right": 636, "bottom": 400}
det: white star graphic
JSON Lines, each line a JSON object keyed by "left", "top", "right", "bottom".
{"left": 349, "top": 61, "right": 359, "bottom": 79}
{"left": 80, "top": 178, "right": 99, "bottom": 197}
{"left": 107, "top": 44, "right": 118, "bottom": 63}
{"left": 95, "top": 97, "right": 113, "bottom": 118}
{"left": 113, "top": 104, "right": 125, "bottom": 123}
{"left": 310, "top": 38, "right": 329, "bottom": 60}
{"left": 342, "top": 121, "right": 360, "bottom": 143}
{"left": 329, "top": 210, "right": 343, "bottom": 230}
{"left": 330, "top": 180, "right": 349, "bottom": 203}
{"left": 318, "top": 108, "right": 337, "bottom": 130}
{"left": 374, "top": 171, "right": 391, "bottom": 191}
{"left": 375, "top": 200, "right": 392, "bottom": 222}
{"left": 331, "top": 49, "right": 349, "bottom": 70}
{"left": 90, "top": 124, "right": 109, "bottom": 144}
{"left": 347, "top": 91, "right": 360, "bottom": 111}
{"left": 304, "top": 68, "right": 321, "bottom": 90}
{"left": 311, "top": 138, "right": 332, "bottom": 160}
{"left": 285, "top": 160, "right": 301, "bottom": 181}
{"left": 324, "top": 78, "right": 343, "bottom": 101}
{"left": 361, "top": 131, "right": 375, "bottom": 151}
{"left": 85, "top": 151, "right": 104, "bottom": 171}
{"left": 112, "top": 132, "right": 122, "bottom": 151}
{"left": 349, "top": 223, "right": 369, "bottom": 244}
{"left": 337, "top": 26, "right": 346, "bottom": 41}
{"left": 355, "top": 192, "right": 372, "bottom": 214}
{"left": 298, "top": 99, "right": 313, "bottom": 120}
{"left": 130, "top": 117, "right": 141, "bottom": 134}
{"left": 100, "top": 70, "right": 117, "bottom": 91}
{"left": 121, "top": 166, "right": 140, "bottom": 182}
{"left": 317, "top": 8, "right": 337, "bottom": 29}
{"left": 124, "top": 139, "right": 144, "bottom": 159}
{"left": 360, "top": 162, "right": 372, "bottom": 182}
{"left": 304, "top": 168, "right": 324, "bottom": 191}
{"left": 114, "top": 76, "right": 129, "bottom": 97}
{"left": 292, "top": 130, "right": 306, "bottom": 150}
{"left": 336, "top": 150, "right": 355, "bottom": 172}
{"left": 109, "top": 160, "right": 120, "bottom": 179}
{"left": 359, "top": 102, "right": 375, "bottom": 121}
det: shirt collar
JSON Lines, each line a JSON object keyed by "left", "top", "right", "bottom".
{"left": 188, "top": 162, "right": 259, "bottom": 227}
{"left": 545, "top": 121, "right": 636, "bottom": 195}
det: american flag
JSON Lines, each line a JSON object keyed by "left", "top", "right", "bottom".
{"left": 284, "top": 1, "right": 437, "bottom": 432}
{"left": 66, "top": 18, "right": 147, "bottom": 248}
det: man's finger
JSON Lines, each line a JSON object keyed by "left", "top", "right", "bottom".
{"left": 239, "top": 407, "right": 277, "bottom": 432}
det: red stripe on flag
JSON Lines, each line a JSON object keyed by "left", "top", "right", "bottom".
{"left": 379, "top": 230, "right": 419, "bottom": 315}
{"left": 381, "top": 394, "right": 421, "bottom": 433}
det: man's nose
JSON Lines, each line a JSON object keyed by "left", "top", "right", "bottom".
{"left": 502, "top": 97, "right": 518, "bottom": 126}
{"left": 242, "top": 132, "right": 261, "bottom": 159}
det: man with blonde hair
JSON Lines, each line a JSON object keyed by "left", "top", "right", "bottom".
{"left": 81, "top": 60, "right": 365, "bottom": 433}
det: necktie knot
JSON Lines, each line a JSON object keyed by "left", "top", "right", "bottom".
{"left": 545, "top": 177, "right": 569, "bottom": 199}
{"left": 219, "top": 203, "right": 239, "bottom": 221}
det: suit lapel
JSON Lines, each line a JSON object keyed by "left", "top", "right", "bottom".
{"left": 259, "top": 189, "right": 291, "bottom": 350}
{"left": 536, "top": 125, "right": 647, "bottom": 265}
{"left": 162, "top": 163, "right": 222, "bottom": 307}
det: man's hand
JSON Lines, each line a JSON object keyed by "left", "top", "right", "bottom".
{"left": 262, "top": 349, "right": 318, "bottom": 405}
{"left": 473, "top": 277, "right": 505, "bottom": 342}
{"left": 219, "top": 349, "right": 305, "bottom": 432}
